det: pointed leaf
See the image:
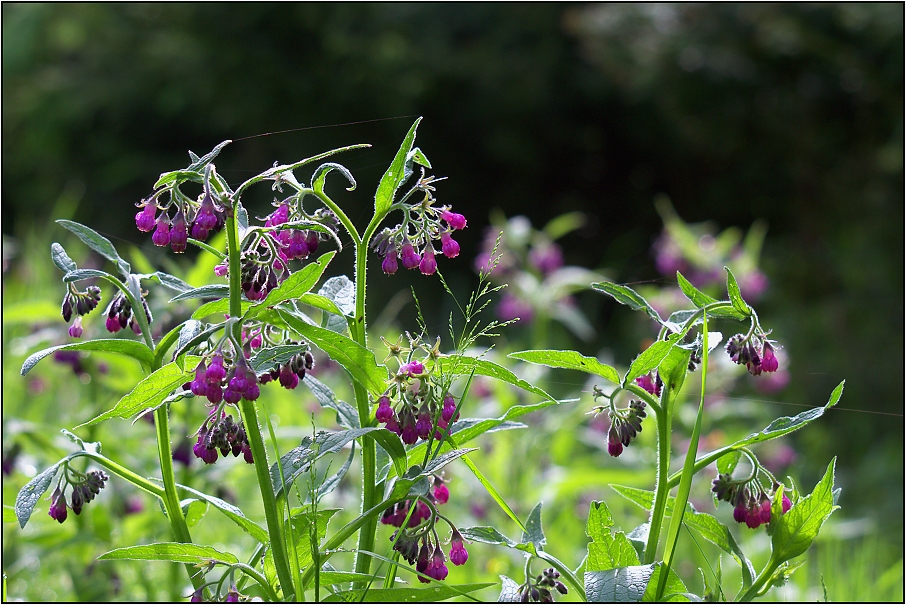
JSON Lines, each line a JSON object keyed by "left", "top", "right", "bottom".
{"left": 21, "top": 340, "right": 154, "bottom": 376}
{"left": 585, "top": 565, "right": 654, "bottom": 602}
{"left": 498, "top": 575, "right": 522, "bottom": 602}
{"left": 436, "top": 355, "right": 555, "bottom": 402}
{"left": 98, "top": 543, "right": 238, "bottom": 565}
{"left": 593, "top": 282, "right": 662, "bottom": 324}
{"left": 509, "top": 349, "right": 620, "bottom": 384}
{"left": 249, "top": 344, "right": 309, "bottom": 374}
{"left": 245, "top": 251, "right": 336, "bottom": 318}
{"left": 625, "top": 333, "right": 683, "bottom": 386}
{"left": 187, "top": 140, "right": 232, "bottom": 172}
{"left": 724, "top": 267, "right": 750, "bottom": 316}
{"left": 771, "top": 458, "right": 839, "bottom": 564}
{"left": 303, "top": 375, "right": 359, "bottom": 429}
{"left": 15, "top": 461, "right": 64, "bottom": 528}
{"left": 375, "top": 118, "right": 422, "bottom": 216}
{"left": 142, "top": 271, "right": 193, "bottom": 294}
{"left": 676, "top": 271, "right": 717, "bottom": 308}
{"left": 642, "top": 564, "right": 692, "bottom": 602}
{"left": 459, "top": 526, "right": 518, "bottom": 547}
{"left": 51, "top": 243, "right": 77, "bottom": 273}
{"left": 62, "top": 268, "right": 114, "bottom": 283}
{"left": 521, "top": 502, "right": 546, "bottom": 551}
{"left": 176, "top": 484, "right": 268, "bottom": 543}
{"left": 56, "top": 220, "right": 130, "bottom": 276}
{"left": 169, "top": 284, "right": 230, "bottom": 302}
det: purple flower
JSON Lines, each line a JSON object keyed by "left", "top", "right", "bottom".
{"left": 782, "top": 493, "right": 792, "bottom": 514}
{"left": 206, "top": 354, "right": 226, "bottom": 384}
{"left": 733, "top": 501, "right": 747, "bottom": 524}
{"left": 381, "top": 250, "right": 399, "bottom": 275}
{"left": 441, "top": 394, "right": 457, "bottom": 423}
{"left": 266, "top": 203, "right": 289, "bottom": 227}
{"left": 376, "top": 396, "right": 394, "bottom": 423}
{"left": 400, "top": 242, "right": 421, "bottom": 270}
{"left": 760, "top": 341, "right": 779, "bottom": 373}
{"left": 419, "top": 245, "right": 438, "bottom": 275}
{"left": 225, "top": 587, "right": 240, "bottom": 603}
{"left": 401, "top": 424, "right": 418, "bottom": 445}
{"left": 433, "top": 483, "right": 449, "bottom": 504}
{"left": 152, "top": 216, "right": 171, "bottom": 247}
{"left": 440, "top": 210, "right": 467, "bottom": 231}
{"left": 496, "top": 293, "right": 533, "bottom": 323}
{"left": 214, "top": 262, "right": 229, "bottom": 277}
{"left": 48, "top": 488, "right": 68, "bottom": 524}
{"left": 449, "top": 532, "right": 468, "bottom": 566}
{"left": 428, "top": 546, "right": 449, "bottom": 581}
{"left": 607, "top": 424, "right": 623, "bottom": 457}
{"left": 528, "top": 243, "right": 563, "bottom": 275}
{"left": 190, "top": 222, "right": 209, "bottom": 240}
{"left": 305, "top": 230, "right": 320, "bottom": 254}
{"left": 635, "top": 374, "right": 661, "bottom": 397}
{"left": 440, "top": 232, "right": 460, "bottom": 258}
{"left": 169, "top": 210, "right": 188, "bottom": 253}
{"left": 68, "top": 316, "right": 83, "bottom": 338}
{"left": 135, "top": 203, "right": 157, "bottom": 232}
{"left": 190, "top": 589, "right": 204, "bottom": 603}
{"left": 195, "top": 193, "right": 219, "bottom": 231}
{"left": 244, "top": 382, "right": 260, "bottom": 401}
{"left": 400, "top": 360, "right": 425, "bottom": 377}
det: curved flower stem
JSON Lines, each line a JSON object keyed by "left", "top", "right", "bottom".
{"left": 75, "top": 452, "right": 164, "bottom": 498}
{"left": 738, "top": 556, "right": 779, "bottom": 602}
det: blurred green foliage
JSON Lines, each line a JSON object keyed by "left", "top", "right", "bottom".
{"left": 2, "top": 4, "right": 902, "bottom": 602}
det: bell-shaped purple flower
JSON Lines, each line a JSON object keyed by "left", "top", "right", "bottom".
{"left": 135, "top": 203, "right": 157, "bottom": 232}
{"left": 382, "top": 250, "right": 399, "bottom": 275}
{"left": 440, "top": 210, "right": 467, "bottom": 230}
{"left": 169, "top": 210, "right": 188, "bottom": 253}
{"left": 376, "top": 396, "right": 394, "bottom": 423}
{"left": 48, "top": 487, "right": 68, "bottom": 524}
{"left": 440, "top": 232, "right": 460, "bottom": 258}
{"left": 449, "top": 531, "right": 468, "bottom": 566}
{"left": 68, "top": 316, "right": 84, "bottom": 338}
{"left": 400, "top": 242, "right": 421, "bottom": 269}
{"left": 152, "top": 215, "right": 171, "bottom": 247}
{"left": 419, "top": 245, "right": 438, "bottom": 275}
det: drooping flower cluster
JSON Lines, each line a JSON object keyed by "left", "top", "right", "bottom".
{"left": 605, "top": 400, "right": 647, "bottom": 458}
{"left": 137, "top": 167, "right": 226, "bottom": 253}
{"left": 634, "top": 372, "right": 662, "bottom": 397}
{"left": 190, "top": 353, "right": 260, "bottom": 405}
{"left": 712, "top": 474, "right": 792, "bottom": 530}
{"left": 193, "top": 411, "right": 253, "bottom": 465}
{"left": 382, "top": 478, "right": 470, "bottom": 583}
{"left": 376, "top": 390, "right": 461, "bottom": 446}
{"left": 258, "top": 348, "right": 314, "bottom": 390}
{"left": 725, "top": 334, "right": 779, "bottom": 376}
{"left": 47, "top": 469, "right": 109, "bottom": 524}
{"left": 61, "top": 285, "right": 102, "bottom": 338}
{"left": 516, "top": 567, "right": 569, "bottom": 603}
{"left": 104, "top": 291, "right": 152, "bottom": 336}
{"left": 370, "top": 169, "right": 466, "bottom": 276}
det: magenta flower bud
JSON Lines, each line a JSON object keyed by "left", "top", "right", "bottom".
{"left": 105, "top": 315, "right": 121, "bottom": 333}
{"left": 440, "top": 210, "right": 467, "bottom": 230}
{"left": 266, "top": 203, "right": 289, "bottom": 227}
{"left": 135, "top": 203, "right": 157, "bottom": 232}
{"left": 733, "top": 502, "right": 747, "bottom": 524}
{"left": 761, "top": 341, "right": 779, "bottom": 373}
{"left": 442, "top": 395, "right": 457, "bottom": 423}
{"left": 745, "top": 507, "right": 762, "bottom": 529}
{"left": 225, "top": 587, "right": 239, "bottom": 603}
{"left": 782, "top": 493, "right": 792, "bottom": 514}
{"left": 400, "top": 360, "right": 425, "bottom": 377}
{"left": 440, "top": 232, "right": 460, "bottom": 258}
{"left": 244, "top": 382, "right": 260, "bottom": 401}
{"left": 449, "top": 533, "right": 468, "bottom": 566}
{"left": 48, "top": 488, "right": 68, "bottom": 524}
{"left": 382, "top": 250, "right": 399, "bottom": 275}
{"left": 206, "top": 384, "right": 223, "bottom": 404}
{"left": 376, "top": 396, "right": 394, "bottom": 423}
{"left": 607, "top": 425, "right": 623, "bottom": 457}
{"left": 206, "top": 354, "right": 226, "bottom": 384}
{"left": 195, "top": 193, "right": 219, "bottom": 231}
{"left": 433, "top": 483, "right": 449, "bottom": 504}
{"left": 305, "top": 230, "right": 320, "bottom": 253}
{"left": 190, "top": 222, "right": 209, "bottom": 240}
{"left": 415, "top": 412, "right": 432, "bottom": 440}
{"left": 228, "top": 368, "right": 249, "bottom": 394}
{"left": 400, "top": 242, "right": 421, "bottom": 269}
{"left": 214, "top": 262, "right": 229, "bottom": 277}
{"left": 385, "top": 416, "right": 401, "bottom": 435}
{"left": 759, "top": 497, "right": 772, "bottom": 524}
{"left": 635, "top": 374, "right": 661, "bottom": 397}
{"left": 419, "top": 245, "right": 437, "bottom": 275}
{"left": 68, "top": 316, "right": 83, "bottom": 338}
{"left": 430, "top": 546, "right": 449, "bottom": 580}
{"left": 401, "top": 424, "right": 418, "bottom": 445}
{"left": 249, "top": 332, "right": 263, "bottom": 349}
{"left": 152, "top": 216, "right": 171, "bottom": 247}
{"left": 242, "top": 442, "right": 253, "bottom": 464}
{"left": 223, "top": 388, "right": 241, "bottom": 404}
{"left": 169, "top": 210, "right": 188, "bottom": 253}
{"left": 190, "top": 589, "right": 204, "bottom": 603}
{"left": 279, "top": 364, "right": 299, "bottom": 389}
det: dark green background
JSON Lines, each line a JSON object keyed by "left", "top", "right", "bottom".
{"left": 3, "top": 2, "right": 902, "bottom": 528}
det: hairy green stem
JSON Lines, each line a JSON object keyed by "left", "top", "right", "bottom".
{"left": 644, "top": 397, "right": 672, "bottom": 564}
{"left": 738, "top": 557, "right": 779, "bottom": 602}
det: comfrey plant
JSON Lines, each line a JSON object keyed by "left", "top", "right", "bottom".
{"left": 15, "top": 119, "right": 573, "bottom": 602}
{"left": 501, "top": 271, "right": 845, "bottom": 602}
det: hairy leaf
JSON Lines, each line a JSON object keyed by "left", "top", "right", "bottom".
{"left": 593, "top": 282, "right": 662, "bottom": 324}
{"left": 57, "top": 219, "right": 131, "bottom": 276}
{"left": 509, "top": 349, "right": 620, "bottom": 384}
{"left": 585, "top": 565, "right": 654, "bottom": 603}
{"left": 98, "top": 543, "right": 238, "bottom": 565}
{"left": 625, "top": 333, "right": 683, "bottom": 386}
{"left": 374, "top": 118, "right": 422, "bottom": 216}
{"left": 50, "top": 243, "right": 77, "bottom": 273}
{"left": 676, "top": 271, "right": 717, "bottom": 308}
{"left": 176, "top": 484, "right": 268, "bottom": 543}
{"left": 21, "top": 340, "right": 154, "bottom": 376}
{"left": 771, "top": 458, "right": 839, "bottom": 564}
{"left": 245, "top": 251, "right": 336, "bottom": 318}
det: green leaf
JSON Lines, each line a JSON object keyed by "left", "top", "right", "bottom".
{"left": 657, "top": 345, "right": 692, "bottom": 394}
{"left": 366, "top": 431, "right": 408, "bottom": 478}
{"left": 77, "top": 361, "right": 195, "bottom": 428}
{"left": 307, "top": 571, "right": 385, "bottom": 589}
{"left": 408, "top": 146, "right": 431, "bottom": 169}
{"left": 585, "top": 565, "right": 655, "bottom": 602}
{"left": 153, "top": 169, "right": 202, "bottom": 189}
{"left": 51, "top": 242, "right": 77, "bottom": 273}
{"left": 458, "top": 526, "right": 517, "bottom": 547}
{"left": 611, "top": 485, "right": 754, "bottom": 587}
{"left": 290, "top": 507, "right": 341, "bottom": 569}
{"left": 716, "top": 451, "right": 741, "bottom": 475}
{"left": 436, "top": 355, "right": 555, "bottom": 403}
{"left": 317, "top": 275, "right": 355, "bottom": 333}
{"left": 172, "top": 322, "right": 224, "bottom": 361}
{"left": 180, "top": 498, "right": 208, "bottom": 528}
{"left": 169, "top": 284, "right": 230, "bottom": 302}
{"left": 191, "top": 298, "right": 241, "bottom": 319}
{"left": 499, "top": 576, "right": 522, "bottom": 602}
{"left": 374, "top": 117, "right": 422, "bottom": 216}
{"left": 62, "top": 268, "right": 115, "bottom": 283}
{"left": 303, "top": 375, "right": 359, "bottom": 429}
{"left": 308, "top": 443, "right": 356, "bottom": 504}
{"left": 276, "top": 309, "right": 386, "bottom": 396}
{"left": 324, "top": 582, "right": 494, "bottom": 603}
{"left": 56, "top": 219, "right": 131, "bottom": 276}
{"left": 423, "top": 448, "right": 478, "bottom": 477}
{"left": 141, "top": 271, "right": 193, "bottom": 294}
{"left": 15, "top": 461, "right": 64, "bottom": 528}
{"left": 724, "top": 267, "right": 750, "bottom": 316}
{"left": 585, "top": 501, "right": 640, "bottom": 573}
{"left": 625, "top": 333, "right": 683, "bottom": 386}
{"left": 248, "top": 344, "right": 308, "bottom": 374}
{"left": 676, "top": 271, "right": 717, "bottom": 308}
{"left": 592, "top": 282, "right": 662, "bottom": 324}
{"left": 245, "top": 251, "right": 336, "bottom": 318}
{"left": 642, "top": 564, "right": 693, "bottom": 602}
{"left": 176, "top": 484, "right": 268, "bottom": 543}
{"left": 521, "top": 502, "right": 546, "bottom": 551}
{"left": 586, "top": 500, "right": 615, "bottom": 539}
{"left": 21, "top": 340, "right": 154, "bottom": 376}
{"left": 98, "top": 543, "right": 238, "bottom": 565}
{"left": 771, "top": 458, "right": 839, "bottom": 564}
{"left": 508, "top": 349, "right": 620, "bottom": 384}
{"left": 312, "top": 162, "right": 357, "bottom": 194}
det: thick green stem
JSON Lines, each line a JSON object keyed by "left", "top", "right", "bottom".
{"left": 738, "top": 557, "right": 779, "bottom": 602}
{"left": 644, "top": 402, "right": 672, "bottom": 564}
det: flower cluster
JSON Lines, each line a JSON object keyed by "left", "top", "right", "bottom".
{"left": 104, "top": 291, "right": 152, "bottom": 336}
{"left": 376, "top": 390, "right": 460, "bottom": 446}
{"left": 189, "top": 353, "right": 260, "bottom": 405}
{"left": 61, "top": 285, "right": 101, "bottom": 338}
{"left": 370, "top": 170, "right": 466, "bottom": 276}
{"left": 517, "top": 567, "right": 569, "bottom": 603}
{"left": 137, "top": 169, "right": 226, "bottom": 253}
{"left": 47, "top": 469, "right": 109, "bottom": 524}
{"left": 604, "top": 400, "right": 647, "bottom": 458}
{"left": 712, "top": 474, "right": 792, "bottom": 530}
{"left": 725, "top": 334, "right": 779, "bottom": 376}
{"left": 192, "top": 412, "right": 253, "bottom": 465}
{"left": 258, "top": 348, "right": 314, "bottom": 390}
{"left": 635, "top": 372, "right": 662, "bottom": 397}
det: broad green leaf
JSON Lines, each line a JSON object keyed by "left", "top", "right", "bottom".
{"left": 15, "top": 460, "right": 65, "bottom": 528}
{"left": 423, "top": 448, "right": 478, "bottom": 476}
{"left": 245, "top": 251, "right": 336, "bottom": 318}
{"left": 276, "top": 310, "right": 386, "bottom": 396}
{"left": 324, "top": 582, "right": 494, "bottom": 603}
{"left": 657, "top": 345, "right": 692, "bottom": 394}
{"left": 366, "top": 431, "right": 408, "bottom": 478}
{"left": 62, "top": 268, "right": 115, "bottom": 283}
{"left": 459, "top": 526, "right": 517, "bottom": 547}
{"left": 499, "top": 575, "right": 522, "bottom": 602}
{"left": 51, "top": 242, "right": 77, "bottom": 273}
{"left": 676, "top": 271, "right": 717, "bottom": 308}
{"left": 299, "top": 293, "right": 344, "bottom": 321}
{"left": 625, "top": 333, "right": 683, "bottom": 386}
{"left": 642, "top": 564, "right": 693, "bottom": 602}
{"left": 436, "top": 355, "right": 555, "bottom": 402}
{"left": 21, "top": 340, "right": 154, "bottom": 376}
{"left": 176, "top": 484, "right": 268, "bottom": 543}
{"left": 374, "top": 118, "right": 422, "bottom": 216}
{"left": 586, "top": 500, "right": 615, "bottom": 539}
{"left": 508, "top": 349, "right": 620, "bottom": 384}
{"left": 521, "top": 502, "right": 546, "bottom": 551}
{"left": 716, "top": 451, "right": 741, "bottom": 475}
{"left": 141, "top": 271, "right": 193, "bottom": 293}
{"left": 585, "top": 565, "right": 655, "bottom": 602}
{"left": 56, "top": 219, "right": 130, "bottom": 276}
{"left": 153, "top": 169, "right": 203, "bottom": 189}
{"left": 317, "top": 275, "right": 355, "bottom": 333}
{"left": 585, "top": 501, "right": 640, "bottom": 572}
{"left": 169, "top": 284, "right": 230, "bottom": 302}
{"left": 303, "top": 375, "right": 359, "bottom": 429}
{"left": 771, "top": 458, "right": 839, "bottom": 564}
{"left": 707, "top": 306, "right": 748, "bottom": 321}
{"left": 665, "top": 309, "right": 699, "bottom": 331}
{"left": 611, "top": 485, "right": 754, "bottom": 587}
{"left": 724, "top": 267, "right": 750, "bottom": 316}
{"left": 249, "top": 344, "right": 308, "bottom": 374}
{"left": 290, "top": 507, "right": 341, "bottom": 569}
{"left": 191, "top": 298, "right": 243, "bottom": 319}
{"left": 98, "top": 543, "right": 238, "bottom": 565}
{"left": 77, "top": 361, "right": 196, "bottom": 428}
{"left": 593, "top": 282, "right": 662, "bottom": 324}
{"left": 180, "top": 498, "right": 208, "bottom": 528}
